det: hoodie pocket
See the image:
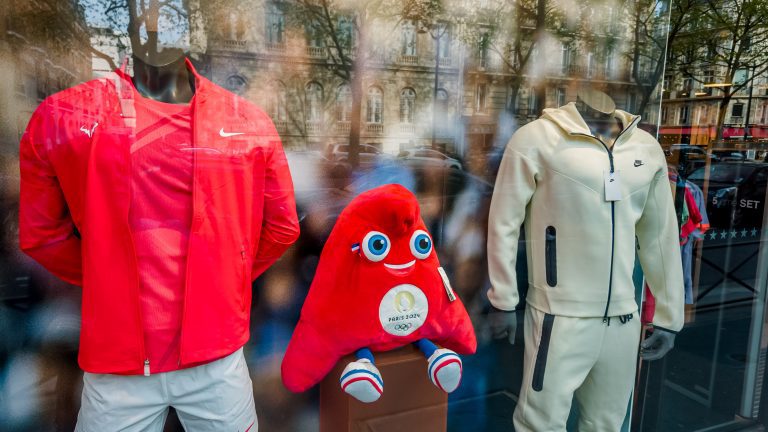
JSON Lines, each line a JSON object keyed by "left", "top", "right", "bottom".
{"left": 545, "top": 226, "right": 557, "bottom": 287}
{"left": 532, "top": 313, "right": 555, "bottom": 392}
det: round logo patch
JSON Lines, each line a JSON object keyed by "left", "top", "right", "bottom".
{"left": 379, "top": 284, "right": 429, "bottom": 336}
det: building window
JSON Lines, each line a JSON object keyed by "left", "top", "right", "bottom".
{"left": 679, "top": 105, "right": 689, "bottom": 124}
{"left": 628, "top": 93, "right": 637, "bottom": 113}
{"left": 401, "top": 20, "right": 417, "bottom": 56}
{"left": 266, "top": 3, "right": 285, "bottom": 46}
{"left": 335, "top": 84, "right": 352, "bottom": 122}
{"left": 604, "top": 47, "right": 614, "bottom": 77}
{"left": 703, "top": 69, "right": 715, "bottom": 85}
{"left": 479, "top": 32, "right": 490, "bottom": 68}
{"left": 400, "top": 88, "right": 416, "bottom": 123}
{"left": 438, "top": 23, "right": 451, "bottom": 59}
{"left": 305, "top": 82, "right": 323, "bottom": 122}
{"left": 436, "top": 88, "right": 449, "bottom": 112}
{"left": 561, "top": 44, "right": 572, "bottom": 75}
{"left": 529, "top": 88, "right": 540, "bottom": 115}
{"left": 732, "top": 103, "right": 745, "bottom": 118}
{"left": 366, "top": 86, "right": 383, "bottom": 123}
{"left": 270, "top": 81, "right": 287, "bottom": 121}
{"left": 225, "top": 75, "right": 247, "bottom": 95}
{"left": 476, "top": 83, "right": 488, "bottom": 113}
{"left": 337, "top": 16, "right": 354, "bottom": 52}
{"left": 586, "top": 51, "right": 596, "bottom": 78}
{"left": 556, "top": 87, "right": 566, "bottom": 107}
{"left": 662, "top": 106, "right": 669, "bottom": 124}
{"left": 306, "top": 21, "right": 325, "bottom": 48}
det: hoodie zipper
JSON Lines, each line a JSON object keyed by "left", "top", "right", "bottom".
{"left": 572, "top": 116, "right": 639, "bottom": 324}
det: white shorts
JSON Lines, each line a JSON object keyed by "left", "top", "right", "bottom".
{"left": 75, "top": 348, "right": 257, "bottom": 432}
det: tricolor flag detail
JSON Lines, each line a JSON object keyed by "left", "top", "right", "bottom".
{"left": 427, "top": 349, "right": 463, "bottom": 393}
{"left": 339, "top": 360, "right": 383, "bottom": 403}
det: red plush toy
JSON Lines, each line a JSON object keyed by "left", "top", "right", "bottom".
{"left": 281, "top": 184, "right": 477, "bottom": 402}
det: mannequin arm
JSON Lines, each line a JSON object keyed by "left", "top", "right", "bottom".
{"left": 18, "top": 102, "right": 83, "bottom": 286}
{"left": 251, "top": 119, "right": 300, "bottom": 279}
{"left": 487, "top": 125, "right": 540, "bottom": 311}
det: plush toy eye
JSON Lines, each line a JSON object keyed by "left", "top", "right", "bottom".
{"left": 362, "top": 231, "right": 390, "bottom": 262}
{"left": 410, "top": 230, "right": 432, "bottom": 259}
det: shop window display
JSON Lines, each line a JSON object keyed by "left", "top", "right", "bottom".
{"left": 2, "top": 0, "right": 768, "bottom": 431}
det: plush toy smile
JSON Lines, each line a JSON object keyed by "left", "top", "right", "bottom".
{"left": 384, "top": 260, "right": 415, "bottom": 270}
{"left": 281, "top": 184, "right": 477, "bottom": 402}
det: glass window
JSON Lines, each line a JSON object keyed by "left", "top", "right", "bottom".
{"left": 733, "top": 103, "right": 745, "bottom": 118}
{"left": 305, "top": 81, "right": 323, "bottom": 122}
{"left": 400, "top": 88, "right": 416, "bottom": 123}
{"left": 336, "top": 84, "right": 352, "bottom": 122}
{"left": 12, "top": 1, "right": 768, "bottom": 431}
{"left": 366, "top": 86, "right": 383, "bottom": 123}
{"left": 476, "top": 83, "right": 488, "bottom": 113}
{"left": 266, "top": 2, "right": 285, "bottom": 47}
{"left": 401, "top": 20, "right": 417, "bottom": 56}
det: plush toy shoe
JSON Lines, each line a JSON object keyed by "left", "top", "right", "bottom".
{"left": 339, "top": 359, "right": 384, "bottom": 403}
{"left": 427, "top": 349, "right": 462, "bottom": 393}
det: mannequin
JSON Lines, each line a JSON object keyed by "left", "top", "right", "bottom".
{"left": 19, "top": 34, "right": 299, "bottom": 430}
{"left": 489, "top": 89, "right": 676, "bottom": 360}
{"left": 487, "top": 89, "right": 684, "bottom": 431}
{"left": 131, "top": 47, "right": 195, "bottom": 104}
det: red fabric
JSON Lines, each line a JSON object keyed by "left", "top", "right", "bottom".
{"left": 18, "top": 59, "right": 300, "bottom": 373}
{"left": 680, "top": 187, "right": 703, "bottom": 242}
{"left": 124, "top": 91, "right": 197, "bottom": 374}
{"left": 281, "top": 184, "right": 477, "bottom": 393}
{"left": 642, "top": 285, "right": 655, "bottom": 324}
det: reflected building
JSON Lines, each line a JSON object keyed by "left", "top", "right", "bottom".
{"left": 0, "top": 0, "right": 91, "bottom": 153}
{"left": 197, "top": 0, "right": 661, "bottom": 156}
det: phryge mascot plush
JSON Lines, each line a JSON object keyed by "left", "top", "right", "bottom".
{"left": 281, "top": 184, "right": 477, "bottom": 403}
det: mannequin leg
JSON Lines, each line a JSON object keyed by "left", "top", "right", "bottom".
{"left": 574, "top": 313, "right": 641, "bottom": 432}
{"left": 339, "top": 348, "right": 383, "bottom": 403}
{"left": 415, "top": 339, "right": 463, "bottom": 393}
{"left": 513, "top": 306, "right": 601, "bottom": 432}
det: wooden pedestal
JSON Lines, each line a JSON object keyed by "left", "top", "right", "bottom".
{"left": 319, "top": 345, "right": 448, "bottom": 432}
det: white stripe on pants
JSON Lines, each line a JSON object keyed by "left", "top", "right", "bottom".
{"left": 75, "top": 348, "right": 257, "bottom": 432}
{"left": 514, "top": 305, "right": 641, "bottom": 432}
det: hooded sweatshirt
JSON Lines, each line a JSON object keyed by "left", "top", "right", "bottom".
{"left": 487, "top": 102, "right": 684, "bottom": 332}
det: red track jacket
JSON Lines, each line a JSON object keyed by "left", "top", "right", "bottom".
{"left": 18, "top": 60, "right": 300, "bottom": 373}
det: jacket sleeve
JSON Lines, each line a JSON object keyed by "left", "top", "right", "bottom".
{"left": 636, "top": 148, "right": 684, "bottom": 333}
{"left": 487, "top": 127, "right": 540, "bottom": 311}
{"left": 18, "top": 101, "right": 83, "bottom": 286}
{"left": 251, "top": 117, "right": 300, "bottom": 279}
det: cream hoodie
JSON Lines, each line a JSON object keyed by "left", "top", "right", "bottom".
{"left": 487, "top": 102, "right": 684, "bottom": 332}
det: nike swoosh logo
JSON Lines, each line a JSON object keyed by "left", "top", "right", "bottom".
{"left": 219, "top": 128, "right": 245, "bottom": 137}
{"left": 634, "top": 161, "right": 644, "bottom": 167}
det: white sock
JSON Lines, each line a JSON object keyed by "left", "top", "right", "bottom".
{"left": 339, "top": 359, "right": 383, "bottom": 403}
{"left": 427, "top": 348, "right": 463, "bottom": 393}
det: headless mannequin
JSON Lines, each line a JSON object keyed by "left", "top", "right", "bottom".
{"left": 575, "top": 88, "right": 620, "bottom": 147}
{"left": 489, "top": 89, "right": 676, "bottom": 360}
{"left": 131, "top": 46, "right": 195, "bottom": 104}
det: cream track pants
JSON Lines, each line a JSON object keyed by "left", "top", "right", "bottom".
{"left": 514, "top": 306, "right": 641, "bottom": 432}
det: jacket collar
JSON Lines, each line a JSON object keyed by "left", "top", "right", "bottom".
{"left": 542, "top": 102, "right": 641, "bottom": 142}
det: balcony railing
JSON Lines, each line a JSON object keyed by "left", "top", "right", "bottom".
{"left": 307, "top": 46, "right": 326, "bottom": 58}
{"left": 399, "top": 55, "right": 419, "bottom": 65}
{"left": 265, "top": 41, "right": 285, "bottom": 52}
{"left": 306, "top": 121, "right": 322, "bottom": 135}
{"left": 366, "top": 123, "right": 384, "bottom": 135}
{"left": 273, "top": 120, "right": 288, "bottom": 133}
{"left": 336, "top": 121, "right": 351, "bottom": 134}
{"left": 399, "top": 123, "right": 416, "bottom": 134}
{"left": 439, "top": 56, "right": 452, "bottom": 67}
